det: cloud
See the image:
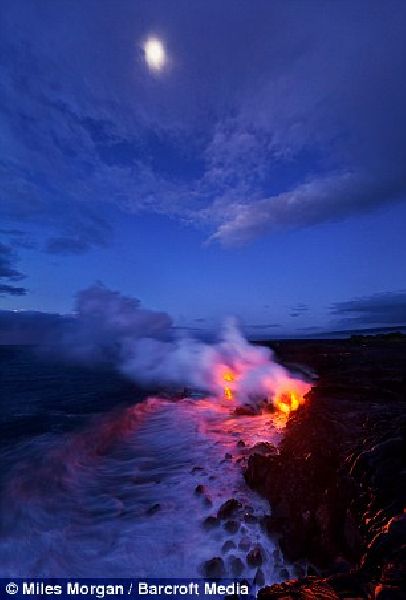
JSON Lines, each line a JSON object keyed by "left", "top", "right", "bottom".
{"left": 330, "top": 291, "right": 406, "bottom": 326}
{"left": 289, "top": 303, "right": 309, "bottom": 318}
{"left": 0, "top": 284, "right": 26, "bottom": 297}
{"left": 45, "top": 236, "right": 98, "bottom": 255}
{"left": 245, "top": 324, "right": 280, "bottom": 330}
{"left": 208, "top": 171, "right": 406, "bottom": 245}
{"left": 58, "top": 282, "right": 173, "bottom": 362}
{"left": 0, "top": 283, "right": 310, "bottom": 410}
{"left": 0, "top": 229, "right": 36, "bottom": 250}
{"left": 0, "top": 282, "right": 173, "bottom": 350}
{"left": 0, "top": 310, "right": 68, "bottom": 344}
{"left": 0, "top": 1, "right": 405, "bottom": 247}
{"left": 0, "top": 242, "right": 27, "bottom": 296}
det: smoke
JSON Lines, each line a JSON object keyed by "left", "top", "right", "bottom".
{"left": 50, "top": 283, "right": 311, "bottom": 406}
{"left": 57, "top": 282, "right": 173, "bottom": 363}
{"left": 121, "top": 319, "right": 310, "bottom": 405}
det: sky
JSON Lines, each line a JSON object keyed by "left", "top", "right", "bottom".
{"left": 0, "top": 0, "right": 406, "bottom": 338}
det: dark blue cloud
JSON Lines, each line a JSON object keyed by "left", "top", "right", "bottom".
{"left": 45, "top": 237, "right": 95, "bottom": 255}
{"left": 0, "top": 310, "right": 65, "bottom": 344}
{"left": 0, "top": 0, "right": 405, "bottom": 249}
{"left": 330, "top": 291, "right": 406, "bottom": 326}
{"left": 0, "top": 242, "right": 27, "bottom": 296}
{"left": 0, "top": 282, "right": 173, "bottom": 349}
{"left": 0, "top": 284, "right": 26, "bottom": 297}
{"left": 289, "top": 303, "right": 309, "bottom": 318}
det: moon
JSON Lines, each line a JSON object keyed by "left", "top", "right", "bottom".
{"left": 144, "top": 37, "right": 166, "bottom": 72}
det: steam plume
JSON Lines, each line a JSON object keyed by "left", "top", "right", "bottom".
{"left": 53, "top": 283, "right": 310, "bottom": 406}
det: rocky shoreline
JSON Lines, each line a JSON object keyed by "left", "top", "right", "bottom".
{"left": 246, "top": 335, "right": 406, "bottom": 599}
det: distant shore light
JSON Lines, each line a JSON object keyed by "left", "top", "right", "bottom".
{"left": 144, "top": 37, "right": 166, "bottom": 72}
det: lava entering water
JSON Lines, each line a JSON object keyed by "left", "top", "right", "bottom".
{"left": 0, "top": 325, "right": 313, "bottom": 581}
{"left": 215, "top": 361, "right": 311, "bottom": 418}
{"left": 273, "top": 390, "right": 303, "bottom": 415}
{"left": 223, "top": 371, "right": 234, "bottom": 400}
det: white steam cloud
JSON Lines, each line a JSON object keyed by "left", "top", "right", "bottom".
{"left": 57, "top": 283, "right": 310, "bottom": 406}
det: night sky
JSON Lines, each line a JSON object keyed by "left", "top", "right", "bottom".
{"left": 1, "top": 0, "right": 406, "bottom": 338}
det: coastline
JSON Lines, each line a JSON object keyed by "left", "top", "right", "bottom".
{"left": 245, "top": 336, "right": 406, "bottom": 599}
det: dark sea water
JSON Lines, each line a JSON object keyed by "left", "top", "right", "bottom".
{"left": 0, "top": 345, "right": 143, "bottom": 455}
{"left": 0, "top": 346, "right": 293, "bottom": 582}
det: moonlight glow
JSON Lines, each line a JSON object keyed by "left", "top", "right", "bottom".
{"left": 144, "top": 37, "right": 166, "bottom": 72}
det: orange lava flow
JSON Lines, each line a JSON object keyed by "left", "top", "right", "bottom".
{"left": 274, "top": 390, "right": 303, "bottom": 415}
{"left": 223, "top": 371, "right": 234, "bottom": 400}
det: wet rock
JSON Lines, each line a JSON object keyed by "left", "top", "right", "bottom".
{"left": 259, "top": 515, "right": 275, "bottom": 534}
{"left": 191, "top": 466, "right": 204, "bottom": 474}
{"left": 238, "top": 536, "right": 251, "bottom": 551}
{"left": 228, "top": 555, "right": 244, "bottom": 576}
{"left": 273, "top": 547, "right": 282, "bottom": 563}
{"left": 203, "top": 516, "right": 219, "bottom": 529}
{"left": 248, "top": 338, "right": 406, "bottom": 598}
{"left": 247, "top": 545, "right": 263, "bottom": 567}
{"left": 306, "top": 564, "right": 321, "bottom": 576}
{"left": 202, "top": 557, "right": 225, "bottom": 578}
{"left": 237, "top": 440, "right": 246, "bottom": 448}
{"left": 221, "top": 540, "right": 236, "bottom": 553}
{"left": 331, "top": 556, "right": 351, "bottom": 574}
{"left": 250, "top": 442, "right": 278, "bottom": 456}
{"left": 294, "top": 563, "right": 306, "bottom": 578}
{"left": 146, "top": 503, "right": 160, "bottom": 515}
{"left": 217, "top": 499, "right": 242, "bottom": 519}
{"left": 258, "top": 580, "right": 341, "bottom": 599}
{"left": 374, "top": 585, "right": 404, "bottom": 600}
{"left": 195, "top": 484, "right": 205, "bottom": 495}
{"left": 224, "top": 520, "right": 240, "bottom": 534}
{"left": 244, "top": 512, "right": 258, "bottom": 524}
{"left": 361, "top": 513, "right": 406, "bottom": 574}
{"left": 254, "top": 568, "right": 265, "bottom": 586}
{"left": 234, "top": 405, "right": 258, "bottom": 416}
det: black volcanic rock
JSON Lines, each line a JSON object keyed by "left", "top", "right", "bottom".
{"left": 221, "top": 540, "right": 236, "bottom": 553}
{"left": 224, "top": 519, "right": 240, "bottom": 533}
{"left": 246, "top": 337, "right": 406, "bottom": 599}
{"left": 254, "top": 568, "right": 265, "bottom": 586}
{"left": 146, "top": 503, "right": 161, "bottom": 515}
{"left": 203, "top": 515, "right": 219, "bottom": 529}
{"left": 247, "top": 545, "right": 263, "bottom": 567}
{"left": 249, "top": 442, "right": 278, "bottom": 456}
{"left": 202, "top": 557, "right": 225, "bottom": 578}
{"left": 229, "top": 555, "right": 244, "bottom": 576}
{"left": 238, "top": 536, "right": 251, "bottom": 551}
{"left": 217, "top": 498, "right": 242, "bottom": 519}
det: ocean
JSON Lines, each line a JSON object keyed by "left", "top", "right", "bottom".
{"left": 0, "top": 346, "right": 294, "bottom": 583}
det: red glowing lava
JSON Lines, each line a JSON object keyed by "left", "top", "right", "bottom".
{"left": 213, "top": 356, "right": 311, "bottom": 418}
{"left": 223, "top": 371, "right": 235, "bottom": 400}
{"left": 274, "top": 389, "right": 304, "bottom": 415}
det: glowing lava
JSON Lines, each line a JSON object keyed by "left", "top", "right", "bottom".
{"left": 274, "top": 390, "right": 303, "bottom": 415}
{"left": 212, "top": 350, "right": 311, "bottom": 418}
{"left": 223, "top": 371, "right": 234, "bottom": 400}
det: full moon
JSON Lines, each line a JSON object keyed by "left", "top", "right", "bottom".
{"left": 144, "top": 37, "right": 166, "bottom": 72}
